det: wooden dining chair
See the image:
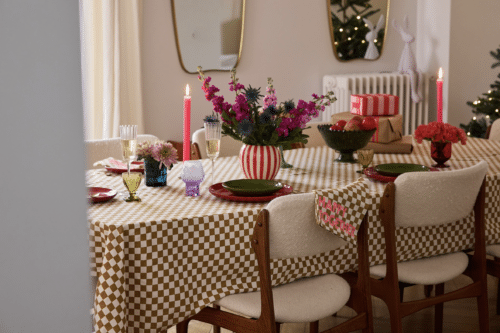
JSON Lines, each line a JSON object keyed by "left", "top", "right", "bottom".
{"left": 176, "top": 192, "right": 373, "bottom": 333}
{"left": 165, "top": 140, "right": 201, "bottom": 160}
{"left": 84, "top": 134, "right": 158, "bottom": 169}
{"left": 192, "top": 128, "right": 243, "bottom": 159}
{"left": 487, "top": 118, "right": 500, "bottom": 141}
{"left": 369, "top": 161, "right": 489, "bottom": 333}
{"left": 486, "top": 245, "right": 500, "bottom": 315}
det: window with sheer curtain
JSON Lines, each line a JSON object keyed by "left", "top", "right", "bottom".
{"left": 79, "top": 0, "right": 145, "bottom": 140}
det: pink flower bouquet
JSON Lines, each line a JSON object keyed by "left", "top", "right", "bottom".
{"left": 137, "top": 140, "right": 178, "bottom": 169}
{"left": 197, "top": 67, "right": 336, "bottom": 146}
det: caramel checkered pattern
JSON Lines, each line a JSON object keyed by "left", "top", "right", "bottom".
{"left": 87, "top": 138, "right": 500, "bottom": 333}
{"left": 314, "top": 178, "right": 370, "bottom": 244}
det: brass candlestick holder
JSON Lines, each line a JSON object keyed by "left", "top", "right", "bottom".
{"left": 122, "top": 172, "right": 142, "bottom": 202}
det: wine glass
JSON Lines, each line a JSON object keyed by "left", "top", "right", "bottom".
{"left": 119, "top": 125, "right": 138, "bottom": 174}
{"left": 356, "top": 149, "right": 374, "bottom": 174}
{"left": 122, "top": 172, "right": 142, "bottom": 202}
{"left": 204, "top": 121, "right": 221, "bottom": 184}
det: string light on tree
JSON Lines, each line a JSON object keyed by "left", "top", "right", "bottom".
{"left": 330, "top": 0, "right": 384, "bottom": 61}
{"left": 460, "top": 44, "right": 500, "bottom": 138}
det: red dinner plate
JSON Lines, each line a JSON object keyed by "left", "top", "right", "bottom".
{"left": 105, "top": 161, "right": 144, "bottom": 174}
{"left": 364, "top": 166, "right": 439, "bottom": 183}
{"left": 88, "top": 187, "right": 118, "bottom": 203}
{"left": 209, "top": 182, "right": 293, "bottom": 202}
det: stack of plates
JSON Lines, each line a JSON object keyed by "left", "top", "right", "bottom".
{"left": 209, "top": 179, "right": 293, "bottom": 202}
{"left": 364, "top": 163, "right": 432, "bottom": 182}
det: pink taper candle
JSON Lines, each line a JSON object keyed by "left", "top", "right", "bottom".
{"left": 183, "top": 84, "right": 191, "bottom": 161}
{"left": 437, "top": 68, "right": 443, "bottom": 123}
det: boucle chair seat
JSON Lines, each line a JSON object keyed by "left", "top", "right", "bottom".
{"left": 489, "top": 118, "right": 500, "bottom": 141}
{"left": 370, "top": 251, "right": 469, "bottom": 285}
{"left": 215, "top": 274, "right": 350, "bottom": 323}
{"left": 487, "top": 244, "right": 500, "bottom": 257}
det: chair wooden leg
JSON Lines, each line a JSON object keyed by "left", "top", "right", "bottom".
{"left": 212, "top": 305, "right": 221, "bottom": 333}
{"left": 176, "top": 319, "right": 190, "bottom": 333}
{"left": 424, "top": 285, "right": 434, "bottom": 298}
{"left": 497, "top": 277, "right": 500, "bottom": 315}
{"left": 276, "top": 322, "right": 281, "bottom": 333}
{"left": 309, "top": 321, "right": 319, "bottom": 333}
{"left": 477, "top": 284, "right": 490, "bottom": 333}
{"left": 398, "top": 282, "right": 410, "bottom": 302}
{"left": 434, "top": 283, "right": 444, "bottom": 333}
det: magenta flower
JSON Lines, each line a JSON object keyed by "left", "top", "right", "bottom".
{"left": 197, "top": 67, "right": 336, "bottom": 146}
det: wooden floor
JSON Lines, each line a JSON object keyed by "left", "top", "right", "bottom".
{"left": 168, "top": 275, "right": 500, "bottom": 333}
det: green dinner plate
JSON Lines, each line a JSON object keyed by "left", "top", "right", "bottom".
{"left": 374, "top": 163, "right": 430, "bottom": 177}
{"left": 222, "top": 179, "right": 284, "bottom": 197}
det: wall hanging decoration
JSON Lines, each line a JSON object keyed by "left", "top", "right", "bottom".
{"left": 393, "top": 15, "right": 423, "bottom": 104}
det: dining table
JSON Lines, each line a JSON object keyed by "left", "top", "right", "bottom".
{"left": 86, "top": 137, "right": 500, "bottom": 333}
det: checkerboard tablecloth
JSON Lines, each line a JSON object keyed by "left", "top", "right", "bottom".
{"left": 87, "top": 138, "right": 500, "bottom": 333}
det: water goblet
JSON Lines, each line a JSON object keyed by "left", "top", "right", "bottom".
{"left": 119, "top": 125, "right": 138, "bottom": 174}
{"left": 356, "top": 149, "right": 374, "bottom": 174}
{"left": 204, "top": 121, "right": 221, "bottom": 184}
{"left": 122, "top": 172, "right": 142, "bottom": 202}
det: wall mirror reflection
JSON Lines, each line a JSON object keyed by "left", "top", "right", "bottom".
{"left": 328, "top": 0, "right": 389, "bottom": 61}
{"left": 171, "top": 0, "right": 245, "bottom": 73}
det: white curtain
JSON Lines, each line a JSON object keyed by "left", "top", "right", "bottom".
{"left": 80, "top": 0, "right": 145, "bottom": 140}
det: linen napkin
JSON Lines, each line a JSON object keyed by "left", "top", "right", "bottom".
{"left": 314, "top": 178, "right": 370, "bottom": 245}
{"left": 93, "top": 157, "right": 144, "bottom": 171}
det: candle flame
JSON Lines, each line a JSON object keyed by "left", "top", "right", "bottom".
{"left": 185, "top": 84, "right": 190, "bottom": 96}
{"left": 438, "top": 67, "right": 443, "bottom": 79}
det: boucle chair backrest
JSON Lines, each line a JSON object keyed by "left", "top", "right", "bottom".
{"left": 265, "top": 192, "right": 347, "bottom": 260}
{"left": 192, "top": 128, "right": 242, "bottom": 159}
{"left": 303, "top": 122, "right": 330, "bottom": 148}
{"left": 489, "top": 118, "right": 500, "bottom": 141}
{"left": 393, "top": 161, "right": 488, "bottom": 227}
{"left": 84, "top": 134, "right": 159, "bottom": 169}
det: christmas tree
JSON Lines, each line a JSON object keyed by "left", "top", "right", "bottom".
{"left": 330, "top": 0, "right": 384, "bottom": 61}
{"left": 460, "top": 45, "right": 500, "bottom": 138}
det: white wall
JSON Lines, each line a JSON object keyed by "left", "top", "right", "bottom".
{"left": 141, "top": 0, "right": 418, "bottom": 142}
{"left": 448, "top": 0, "right": 500, "bottom": 127}
{"left": 0, "top": 1, "right": 90, "bottom": 332}
{"left": 142, "top": 0, "right": 499, "bottom": 136}
{"left": 416, "top": 0, "right": 451, "bottom": 123}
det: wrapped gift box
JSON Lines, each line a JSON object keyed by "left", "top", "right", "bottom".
{"left": 365, "top": 135, "right": 413, "bottom": 154}
{"left": 331, "top": 112, "right": 403, "bottom": 143}
{"left": 351, "top": 94, "right": 399, "bottom": 116}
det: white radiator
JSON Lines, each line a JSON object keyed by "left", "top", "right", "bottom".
{"left": 322, "top": 72, "right": 430, "bottom": 136}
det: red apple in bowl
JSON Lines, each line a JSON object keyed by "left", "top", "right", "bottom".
{"left": 334, "top": 120, "right": 347, "bottom": 130}
{"left": 360, "top": 117, "right": 377, "bottom": 131}
{"left": 344, "top": 118, "right": 361, "bottom": 131}
{"left": 329, "top": 124, "right": 343, "bottom": 131}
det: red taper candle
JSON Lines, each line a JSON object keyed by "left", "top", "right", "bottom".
{"left": 183, "top": 84, "right": 191, "bottom": 161}
{"left": 437, "top": 68, "right": 443, "bottom": 123}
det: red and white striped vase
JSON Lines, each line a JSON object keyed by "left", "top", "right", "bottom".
{"left": 239, "top": 144, "right": 282, "bottom": 180}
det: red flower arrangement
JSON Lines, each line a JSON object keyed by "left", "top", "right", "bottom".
{"left": 414, "top": 121, "right": 467, "bottom": 145}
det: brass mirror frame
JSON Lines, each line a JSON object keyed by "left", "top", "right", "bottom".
{"left": 327, "top": 0, "right": 390, "bottom": 62}
{"left": 171, "top": 0, "right": 246, "bottom": 74}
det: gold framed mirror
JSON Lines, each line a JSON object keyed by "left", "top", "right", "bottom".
{"left": 328, "top": 0, "right": 390, "bottom": 61}
{"left": 171, "top": 0, "right": 245, "bottom": 74}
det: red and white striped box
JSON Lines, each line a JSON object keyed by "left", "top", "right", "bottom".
{"left": 350, "top": 94, "right": 399, "bottom": 116}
